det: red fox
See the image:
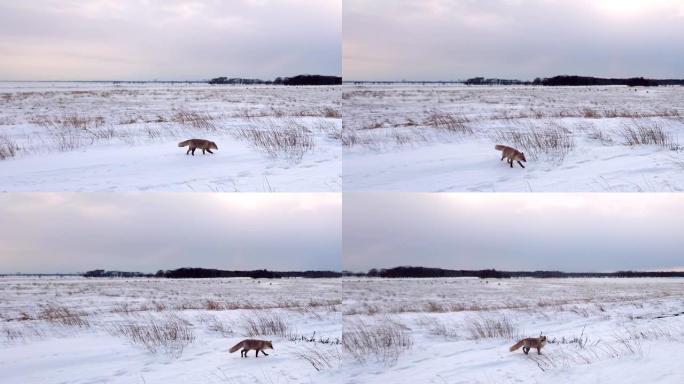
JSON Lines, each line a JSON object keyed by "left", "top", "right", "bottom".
{"left": 229, "top": 339, "right": 273, "bottom": 358}
{"left": 495, "top": 144, "right": 526, "bottom": 168}
{"left": 510, "top": 336, "right": 547, "bottom": 355}
{"left": 178, "top": 139, "right": 218, "bottom": 156}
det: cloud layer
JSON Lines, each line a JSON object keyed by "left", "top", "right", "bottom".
{"left": 0, "top": 193, "right": 341, "bottom": 273}
{"left": 344, "top": 193, "right": 683, "bottom": 272}
{"left": 344, "top": 0, "right": 684, "bottom": 80}
{"left": 0, "top": 0, "right": 341, "bottom": 80}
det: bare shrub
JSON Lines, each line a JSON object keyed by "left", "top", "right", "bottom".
{"left": 465, "top": 315, "right": 517, "bottom": 340}
{"left": 38, "top": 304, "right": 89, "bottom": 328}
{"left": 321, "top": 107, "right": 341, "bottom": 118}
{"left": 296, "top": 345, "right": 342, "bottom": 371}
{"left": 343, "top": 317, "right": 412, "bottom": 364}
{"left": 241, "top": 311, "right": 290, "bottom": 337}
{"left": 0, "top": 135, "right": 19, "bottom": 160}
{"left": 416, "top": 316, "right": 459, "bottom": 339}
{"left": 424, "top": 112, "right": 473, "bottom": 134}
{"left": 196, "top": 313, "right": 234, "bottom": 336}
{"left": 232, "top": 119, "right": 314, "bottom": 163}
{"left": 494, "top": 122, "right": 575, "bottom": 161}
{"left": 172, "top": 110, "right": 216, "bottom": 131}
{"left": 618, "top": 121, "right": 677, "bottom": 149}
{"left": 108, "top": 314, "right": 195, "bottom": 357}
{"left": 52, "top": 129, "right": 90, "bottom": 151}
{"left": 587, "top": 127, "right": 614, "bottom": 145}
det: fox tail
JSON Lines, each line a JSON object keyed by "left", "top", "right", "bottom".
{"left": 229, "top": 342, "right": 243, "bottom": 353}
{"left": 509, "top": 340, "right": 524, "bottom": 352}
{"left": 495, "top": 144, "right": 506, "bottom": 151}
{"left": 178, "top": 140, "right": 190, "bottom": 147}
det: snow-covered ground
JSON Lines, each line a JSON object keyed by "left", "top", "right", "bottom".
{"left": 0, "top": 82, "right": 341, "bottom": 192}
{"left": 0, "top": 277, "right": 341, "bottom": 384}
{"left": 340, "top": 278, "right": 684, "bottom": 383}
{"left": 343, "top": 85, "right": 684, "bottom": 191}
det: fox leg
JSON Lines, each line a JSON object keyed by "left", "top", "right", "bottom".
{"left": 241, "top": 349, "right": 247, "bottom": 357}
{"left": 517, "top": 160, "right": 525, "bottom": 168}
{"left": 261, "top": 350, "right": 268, "bottom": 356}
{"left": 202, "top": 149, "right": 206, "bottom": 155}
{"left": 509, "top": 158, "right": 513, "bottom": 168}
{"left": 206, "top": 149, "right": 214, "bottom": 154}
{"left": 523, "top": 346, "right": 530, "bottom": 354}
{"left": 255, "top": 349, "right": 260, "bottom": 357}
{"left": 191, "top": 148, "right": 196, "bottom": 156}
{"left": 186, "top": 148, "right": 191, "bottom": 155}
{"left": 537, "top": 347, "right": 541, "bottom": 355}
{"left": 501, "top": 154, "right": 505, "bottom": 161}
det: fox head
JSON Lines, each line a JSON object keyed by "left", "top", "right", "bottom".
{"left": 210, "top": 141, "right": 218, "bottom": 150}
{"left": 539, "top": 335, "right": 547, "bottom": 342}
{"left": 265, "top": 340, "right": 274, "bottom": 349}
{"left": 519, "top": 152, "right": 527, "bottom": 162}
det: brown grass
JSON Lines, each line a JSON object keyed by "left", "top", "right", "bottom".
{"left": 618, "top": 120, "right": 677, "bottom": 149}
{"left": 241, "top": 310, "right": 291, "bottom": 337}
{"left": 343, "top": 317, "right": 412, "bottom": 364}
{"left": 232, "top": 120, "right": 314, "bottom": 162}
{"left": 108, "top": 314, "right": 195, "bottom": 357}
{"left": 494, "top": 122, "right": 575, "bottom": 161}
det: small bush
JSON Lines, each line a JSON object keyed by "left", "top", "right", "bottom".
{"left": 494, "top": 122, "right": 575, "bottom": 161}
{"left": 618, "top": 121, "right": 676, "bottom": 149}
{"left": 343, "top": 317, "right": 412, "bottom": 364}
{"left": 38, "top": 304, "right": 89, "bottom": 328}
{"left": 424, "top": 112, "right": 473, "bottom": 134}
{"left": 109, "top": 314, "right": 195, "bottom": 357}
{"left": 241, "top": 311, "right": 290, "bottom": 337}
{"left": 0, "top": 135, "right": 19, "bottom": 160}
{"left": 465, "top": 315, "right": 517, "bottom": 340}
{"left": 232, "top": 120, "right": 314, "bottom": 163}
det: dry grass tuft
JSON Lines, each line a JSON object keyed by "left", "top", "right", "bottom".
{"left": 0, "top": 134, "right": 19, "bottom": 160}
{"left": 465, "top": 315, "right": 518, "bottom": 340}
{"left": 38, "top": 304, "right": 89, "bottom": 328}
{"left": 494, "top": 122, "right": 575, "bottom": 161}
{"left": 424, "top": 112, "right": 473, "bottom": 134}
{"left": 241, "top": 311, "right": 291, "bottom": 338}
{"left": 618, "top": 120, "right": 677, "bottom": 150}
{"left": 343, "top": 317, "right": 412, "bottom": 364}
{"left": 108, "top": 314, "right": 195, "bottom": 357}
{"left": 232, "top": 119, "right": 314, "bottom": 163}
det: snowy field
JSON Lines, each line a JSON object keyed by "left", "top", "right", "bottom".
{"left": 342, "top": 85, "right": 684, "bottom": 192}
{"left": 0, "top": 82, "right": 341, "bottom": 192}
{"left": 340, "top": 278, "right": 684, "bottom": 383}
{"left": 0, "top": 277, "right": 341, "bottom": 384}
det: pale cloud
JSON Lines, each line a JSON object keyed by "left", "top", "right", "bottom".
{"left": 0, "top": 193, "right": 341, "bottom": 273}
{"left": 343, "top": 193, "right": 684, "bottom": 272}
{"left": 0, "top": 0, "right": 341, "bottom": 80}
{"left": 344, "top": 0, "right": 684, "bottom": 80}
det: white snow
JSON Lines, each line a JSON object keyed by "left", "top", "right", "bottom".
{"left": 0, "top": 82, "right": 341, "bottom": 192}
{"left": 339, "top": 277, "right": 684, "bottom": 383}
{"left": 342, "top": 84, "right": 684, "bottom": 192}
{"left": 0, "top": 277, "right": 341, "bottom": 384}
{"left": 3, "top": 277, "right": 683, "bottom": 383}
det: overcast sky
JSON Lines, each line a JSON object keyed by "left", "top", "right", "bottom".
{"left": 344, "top": 0, "right": 684, "bottom": 81}
{"left": 344, "top": 193, "right": 683, "bottom": 273}
{"left": 0, "top": 193, "right": 340, "bottom": 273}
{"left": 0, "top": 0, "right": 341, "bottom": 81}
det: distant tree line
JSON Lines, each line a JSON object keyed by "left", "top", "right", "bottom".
{"left": 363, "top": 266, "right": 684, "bottom": 279}
{"left": 208, "top": 74, "right": 341, "bottom": 86}
{"left": 84, "top": 269, "right": 149, "bottom": 278}
{"left": 534, "top": 76, "right": 659, "bottom": 87}
{"left": 155, "top": 268, "right": 343, "bottom": 279}
{"left": 465, "top": 77, "right": 532, "bottom": 86}
{"left": 79, "top": 266, "right": 684, "bottom": 279}
{"left": 348, "top": 76, "right": 684, "bottom": 87}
